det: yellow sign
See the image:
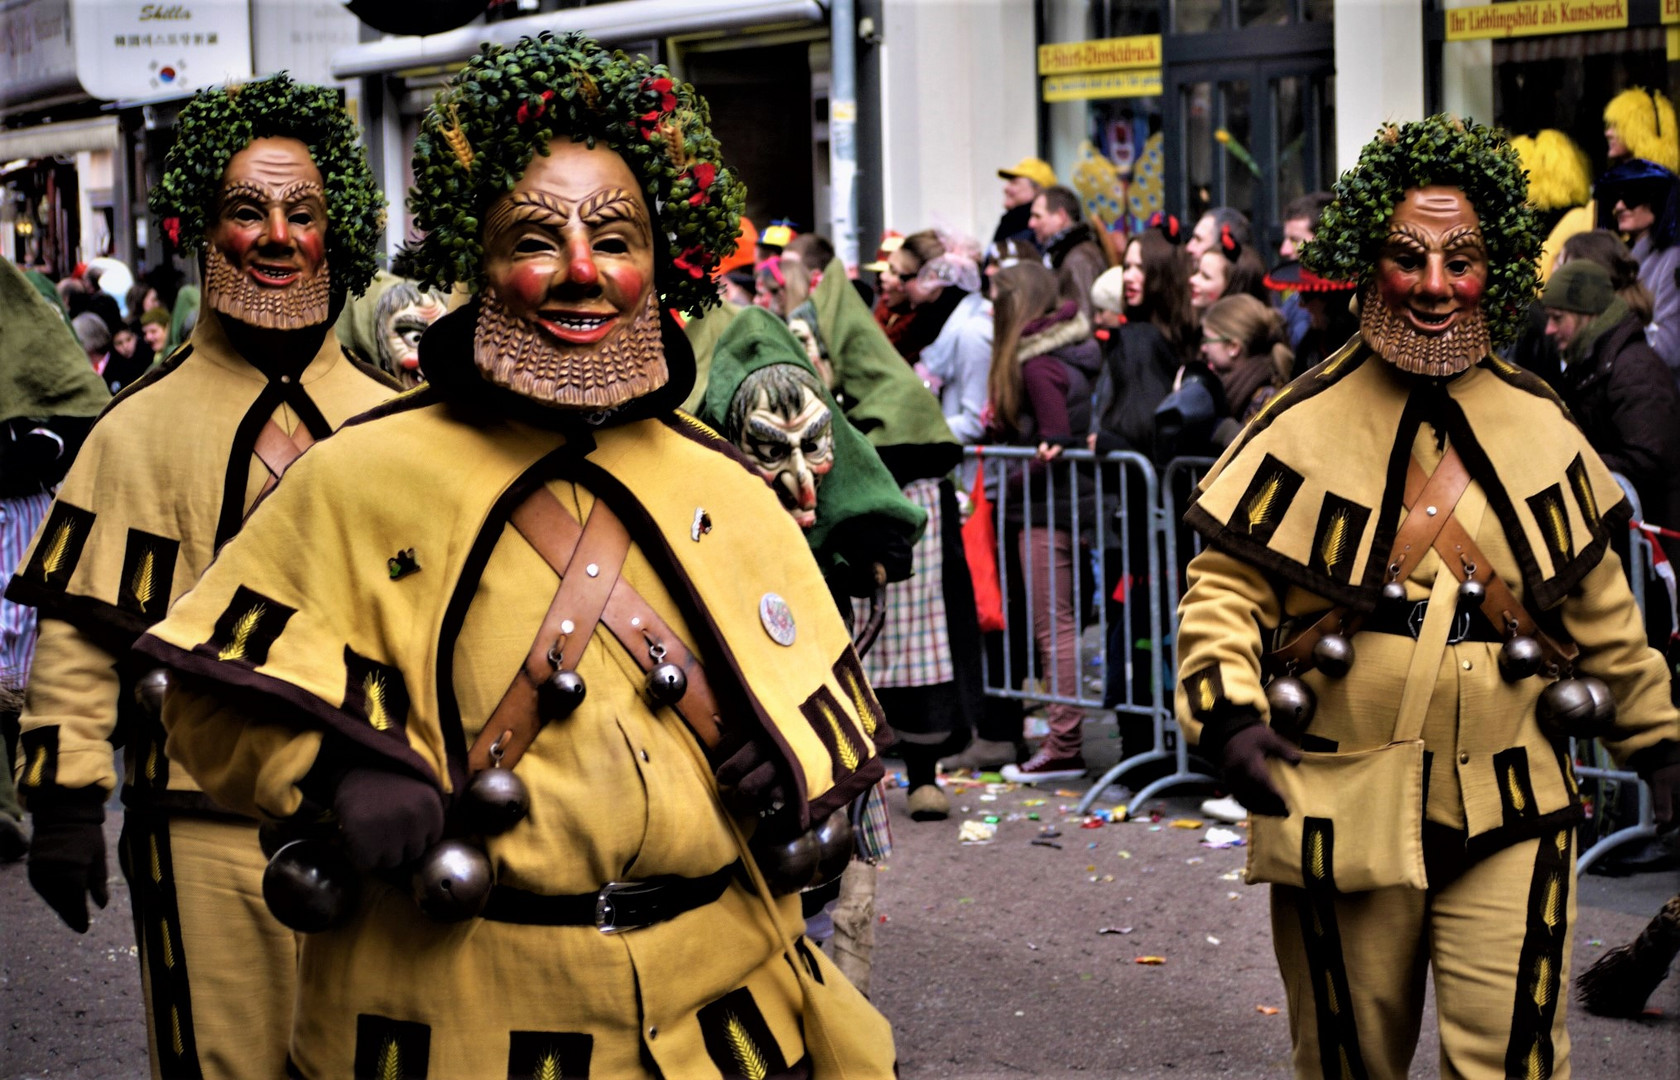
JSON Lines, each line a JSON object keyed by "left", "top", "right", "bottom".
{"left": 1042, "top": 70, "right": 1163, "bottom": 103}
{"left": 1665, "top": 0, "right": 1680, "bottom": 23}
{"left": 1444, "top": 0, "right": 1627, "bottom": 40}
{"left": 1038, "top": 35, "right": 1162, "bottom": 75}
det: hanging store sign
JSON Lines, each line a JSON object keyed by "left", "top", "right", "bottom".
{"left": 1444, "top": 0, "right": 1628, "bottom": 41}
{"left": 1664, "top": 0, "right": 1680, "bottom": 21}
{"left": 1037, "top": 35, "right": 1161, "bottom": 76}
{"left": 70, "top": 0, "right": 252, "bottom": 100}
{"left": 1042, "top": 69, "right": 1163, "bottom": 103}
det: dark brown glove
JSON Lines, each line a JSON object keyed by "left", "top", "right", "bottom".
{"left": 1219, "top": 725, "right": 1303, "bottom": 818}
{"left": 715, "top": 738, "right": 790, "bottom": 817}
{"left": 332, "top": 767, "right": 444, "bottom": 871}
{"left": 27, "top": 787, "right": 109, "bottom": 933}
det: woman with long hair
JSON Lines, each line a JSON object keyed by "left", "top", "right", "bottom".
{"left": 984, "top": 262, "right": 1102, "bottom": 783}
{"left": 874, "top": 230, "right": 970, "bottom": 362}
{"left": 1196, "top": 293, "right": 1293, "bottom": 440}
{"left": 1188, "top": 226, "right": 1268, "bottom": 314}
{"left": 1089, "top": 227, "right": 1194, "bottom": 454}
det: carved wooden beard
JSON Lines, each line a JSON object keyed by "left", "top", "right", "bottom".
{"left": 205, "top": 243, "right": 332, "bottom": 330}
{"left": 1359, "top": 282, "right": 1489, "bottom": 377}
{"left": 473, "top": 287, "right": 666, "bottom": 410}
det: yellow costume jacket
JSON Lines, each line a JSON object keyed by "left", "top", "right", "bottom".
{"left": 1175, "top": 338, "right": 1680, "bottom": 855}
{"left": 9, "top": 306, "right": 397, "bottom": 808}
{"left": 133, "top": 319, "right": 895, "bottom": 1076}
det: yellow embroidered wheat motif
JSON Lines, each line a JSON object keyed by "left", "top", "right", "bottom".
{"left": 1308, "top": 829, "right": 1326, "bottom": 883}
{"left": 1320, "top": 510, "right": 1350, "bottom": 574}
{"left": 170, "top": 1006, "right": 184, "bottom": 1056}
{"left": 1532, "top": 955, "right": 1553, "bottom": 1007}
{"left": 364, "top": 672, "right": 392, "bottom": 731}
{"left": 1338, "top": 1045, "right": 1355, "bottom": 1080}
{"left": 1526, "top": 1039, "right": 1544, "bottom": 1080}
{"left": 24, "top": 746, "right": 47, "bottom": 787}
{"left": 1246, "top": 474, "right": 1282, "bottom": 531}
{"left": 1541, "top": 495, "right": 1568, "bottom": 556}
{"left": 40, "top": 520, "right": 74, "bottom": 578}
{"left": 1506, "top": 766, "right": 1526, "bottom": 811}
{"left": 149, "top": 833, "right": 162, "bottom": 883}
{"left": 146, "top": 742, "right": 158, "bottom": 782}
{"left": 725, "top": 1014, "right": 769, "bottom": 1080}
{"left": 1571, "top": 470, "right": 1599, "bottom": 528}
{"left": 1554, "top": 830, "right": 1569, "bottom": 856}
{"left": 823, "top": 703, "right": 859, "bottom": 771}
{"left": 534, "top": 1052, "right": 561, "bottom": 1080}
{"left": 218, "top": 604, "right": 266, "bottom": 662}
{"left": 843, "top": 675, "right": 877, "bottom": 737}
{"left": 1542, "top": 876, "right": 1561, "bottom": 930}
{"left": 1197, "top": 676, "right": 1215, "bottom": 713}
{"left": 1310, "top": 905, "right": 1323, "bottom": 939}
{"left": 377, "top": 1037, "right": 401, "bottom": 1080}
{"left": 1323, "top": 972, "right": 1339, "bottom": 1016}
{"left": 130, "top": 549, "right": 156, "bottom": 608}
{"left": 160, "top": 920, "right": 175, "bottom": 969}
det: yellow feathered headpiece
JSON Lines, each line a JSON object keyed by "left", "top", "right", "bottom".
{"left": 1511, "top": 129, "right": 1591, "bottom": 211}
{"left": 1604, "top": 88, "right": 1679, "bottom": 174}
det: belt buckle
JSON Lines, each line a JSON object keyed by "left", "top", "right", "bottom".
{"left": 1405, "top": 599, "right": 1472, "bottom": 644}
{"left": 595, "top": 881, "right": 645, "bottom": 935}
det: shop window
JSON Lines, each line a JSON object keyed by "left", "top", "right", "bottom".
{"left": 1238, "top": 0, "right": 1291, "bottom": 27}
{"left": 1301, "top": 0, "right": 1333, "bottom": 21}
{"left": 1174, "top": 0, "right": 1225, "bottom": 34}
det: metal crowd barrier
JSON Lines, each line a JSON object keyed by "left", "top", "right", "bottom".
{"left": 962, "top": 447, "right": 1665, "bottom": 870}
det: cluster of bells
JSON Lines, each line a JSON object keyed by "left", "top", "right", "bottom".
{"left": 259, "top": 641, "right": 852, "bottom": 932}
{"left": 1264, "top": 578, "right": 1616, "bottom": 744}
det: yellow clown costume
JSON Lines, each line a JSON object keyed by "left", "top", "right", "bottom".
{"left": 9, "top": 304, "right": 397, "bottom": 1079}
{"left": 1175, "top": 337, "right": 1680, "bottom": 1078}
{"left": 135, "top": 304, "right": 898, "bottom": 1078}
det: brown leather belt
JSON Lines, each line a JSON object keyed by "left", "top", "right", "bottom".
{"left": 467, "top": 486, "right": 726, "bottom": 774}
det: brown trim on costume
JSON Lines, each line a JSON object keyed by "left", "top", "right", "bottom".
{"left": 353, "top": 1014, "right": 431, "bottom": 1079}
{"left": 1228, "top": 455, "right": 1304, "bottom": 546}
{"left": 20, "top": 501, "right": 95, "bottom": 592}
{"left": 661, "top": 410, "right": 772, "bottom": 482}
{"left": 339, "top": 383, "right": 445, "bottom": 429}
{"left": 1493, "top": 747, "right": 1540, "bottom": 826}
{"left": 0, "top": 579, "right": 151, "bottom": 651}
{"left": 798, "top": 684, "right": 872, "bottom": 783}
{"left": 97, "top": 342, "right": 194, "bottom": 423}
{"left": 1182, "top": 663, "right": 1227, "bottom": 723}
{"left": 16, "top": 727, "right": 60, "bottom": 791}
{"left": 118, "top": 529, "right": 180, "bottom": 624}
{"left": 1183, "top": 504, "right": 1375, "bottom": 611}
{"left": 1307, "top": 494, "right": 1371, "bottom": 586}
{"left": 1474, "top": 354, "right": 1576, "bottom": 423}
{"left": 1503, "top": 829, "right": 1572, "bottom": 1080}
{"left": 118, "top": 810, "right": 206, "bottom": 1079}
{"left": 191, "top": 585, "right": 295, "bottom": 670}
{"left": 507, "top": 1031, "right": 592, "bottom": 1078}
{"left": 343, "top": 351, "right": 406, "bottom": 391}
{"left": 831, "top": 645, "right": 887, "bottom": 744}
{"left": 342, "top": 646, "right": 412, "bottom": 744}
{"left": 1565, "top": 455, "right": 1600, "bottom": 531}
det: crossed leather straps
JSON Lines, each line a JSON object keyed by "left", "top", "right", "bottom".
{"left": 1270, "top": 446, "right": 1575, "bottom": 672}
{"left": 251, "top": 419, "right": 315, "bottom": 501}
{"left": 466, "top": 487, "right": 726, "bottom": 773}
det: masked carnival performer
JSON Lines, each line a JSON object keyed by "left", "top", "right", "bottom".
{"left": 1174, "top": 116, "right": 1680, "bottom": 1079}
{"left": 135, "top": 34, "right": 896, "bottom": 1079}
{"left": 7, "top": 75, "right": 396, "bottom": 1079}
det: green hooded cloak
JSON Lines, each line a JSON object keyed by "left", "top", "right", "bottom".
{"left": 0, "top": 259, "right": 111, "bottom": 425}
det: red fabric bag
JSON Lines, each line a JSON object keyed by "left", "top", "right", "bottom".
{"left": 962, "top": 457, "right": 1006, "bottom": 632}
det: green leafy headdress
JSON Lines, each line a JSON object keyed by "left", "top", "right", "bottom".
{"left": 1302, "top": 115, "right": 1541, "bottom": 348}
{"left": 406, "top": 31, "right": 744, "bottom": 316}
{"left": 148, "top": 73, "right": 386, "bottom": 297}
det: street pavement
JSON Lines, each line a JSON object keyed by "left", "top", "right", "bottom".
{"left": 3, "top": 735, "right": 1677, "bottom": 1078}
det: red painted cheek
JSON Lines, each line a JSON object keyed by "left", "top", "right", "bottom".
{"left": 297, "top": 232, "right": 326, "bottom": 267}
{"left": 602, "top": 265, "right": 646, "bottom": 304}
{"left": 1453, "top": 274, "right": 1486, "bottom": 308}
{"left": 217, "top": 226, "right": 260, "bottom": 264}
{"left": 504, "top": 264, "right": 553, "bottom": 312}
{"left": 1375, "top": 264, "right": 1414, "bottom": 310}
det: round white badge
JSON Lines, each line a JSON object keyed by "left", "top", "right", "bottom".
{"left": 759, "top": 593, "right": 796, "bottom": 646}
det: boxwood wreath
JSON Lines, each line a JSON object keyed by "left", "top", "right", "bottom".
{"left": 148, "top": 73, "right": 386, "bottom": 297}
{"left": 1301, "top": 114, "right": 1541, "bottom": 348}
{"left": 406, "top": 31, "right": 744, "bottom": 316}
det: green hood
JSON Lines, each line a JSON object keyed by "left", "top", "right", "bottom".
{"left": 0, "top": 258, "right": 111, "bottom": 424}
{"left": 680, "top": 299, "right": 743, "bottom": 414}
{"left": 168, "top": 285, "right": 200, "bottom": 352}
{"left": 696, "top": 306, "right": 925, "bottom": 583}
{"left": 804, "top": 257, "right": 959, "bottom": 483}
{"left": 335, "top": 269, "right": 402, "bottom": 367}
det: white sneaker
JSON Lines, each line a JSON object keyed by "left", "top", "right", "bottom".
{"left": 1200, "top": 795, "right": 1248, "bottom": 823}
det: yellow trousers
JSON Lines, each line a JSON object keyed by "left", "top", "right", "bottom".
{"left": 1270, "top": 830, "right": 1575, "bottom": 1080}
{"left": 119, "top": 812, "right": 295, "bottom": 1080}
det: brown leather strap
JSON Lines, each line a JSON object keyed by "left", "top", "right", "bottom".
{"left": 251, "top": 419, "right": 316, "bottom": 501}
{"left": 469, "top": 496, "right": 630, "bottom": 772}
{"left": 1388, "top": 447, "right": 1474, "bottom": 587}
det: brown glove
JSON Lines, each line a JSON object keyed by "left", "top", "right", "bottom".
{"left": 332, "top": 767, "right": 444, "bottom": 871}
{"left": 26, "top": 787, "right": 109, "bottom": 933}
{"left": 1219, "top": 725, "right": 1303, "bottom": 818}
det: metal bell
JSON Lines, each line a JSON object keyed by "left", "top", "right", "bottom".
{"left": 810, "top": 811, "right": 855, "bottom": 887}
{"left": 410, "top": 839, "right": 494, "bottom": 922}
{"left": 1581, "top": 676, "right": 1617, "bottom": 735}
{"left": 1457, "top": 579, "right": 1487, "bottom": 608}
{"left": 1498, "top": 636, "right": 1544, "bottom": 683}
{"left": 755, "top": 829, "right": 819, "bottom": 896}
{"left": 1265, "top": 675, "right": 1317, "bottom": 739}
{"left": 1382, "top": 581, "right": 1408, "bottom": 603}
{"left": 262, "top": 839, "right": 360, "bottom": 934}
{"left": 1311, "top": 633, "right": 1355, "bottom": 679}
{"left": 1535, "top": 678, "right": 1596, "bottom": 741}
{"left": 537, "top": 668, "right": 587, "bottom": 723}
{"left": 133, "top": 667, "right": 172, "bottom": 718}
{"left": 462, "top": 767, "right": 529, "bottom": 835}
{"left": 645, "top": 662, "right": 688, "bottom": 708}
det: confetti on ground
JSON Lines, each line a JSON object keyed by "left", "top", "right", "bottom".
{"left": 1080, "top": 818, "right": 1105, "bottom": 829}
{"left": 979, "top": 793, "right": 998, "bottom": 802}
{"left": 1134, "top": 956, "right": 1166, "bottom": 965}
{"left": 1185, "top": 857, "right": 1205, "bottom": 865}
{"left": 1030, "top": 839, "right": 1063, "bottom": 850}
{"left": 1098, "top": 926, "right": 1134, "bottom": 935}
{"left": 1169, "top": 818, "right": 1203, "bottom": 829}
{"left": 1206, "top": 936, "right": 1221, "bottom": 945}
{"left": 1219, "top": 870, "right": 1242, "bottom": 880}
{"left": 1116, "top": 850, "right": 1132, "bottom": 859}
{"left": 1256, "top": 1006, "right": 1280, "bottom": 1016}
{"left": 1021, "top": 798, "right": 1047, "bottom": 807}
{"left": 959, "top": 820, "right": 998, "bottom": 844}
{"left": 1054, "top": 789, "right": 1083, "bottom": 797}
{"left": 1203, "top": 827, "right": 1245, "bottom": 848}
{"left": 1587, "top": 939, "right": 1604, "bottom": 947}
{"left": 1112, "top": 805, "right": 1129, "bottom": 821}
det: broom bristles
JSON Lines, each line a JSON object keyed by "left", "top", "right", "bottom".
{"left": 1577, "top": 894, "right": 1680, "bottom": 1018}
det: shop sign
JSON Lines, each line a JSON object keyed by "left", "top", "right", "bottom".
{"left": 2, "top": 0, "right": 78, "bottom": 105}
{"left": 1665, "top": 0, "right": 1680, "bottom": 22}
{"left": 1042, "top": 69, "right": 1163, "bottom": 103}
{"left": 1038, "top": 35, "right": 1161, "bottom": 76}
{"left": 71, "top": 0, "right": 252, "bottom": 100}
{"left": 1444, "top": 0, "right": 1627, "bottom": 41}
